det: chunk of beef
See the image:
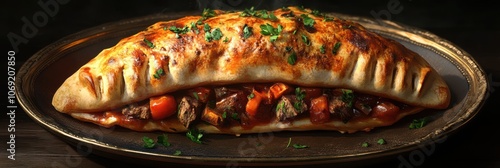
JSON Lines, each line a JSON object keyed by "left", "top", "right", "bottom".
{"left": 275, "top": 95, "right": 307, "bottom": 121}
{"left": 177, "top": 96, "right": 200, "bottom": 128}
{"left": 122, "top": 102, "right": 151, "bottom": 119}
{"left": 328, "top": 96, "right": 353, "bottom": 123}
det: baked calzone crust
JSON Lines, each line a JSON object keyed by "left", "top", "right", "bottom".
{"left": 52, "top": 7, "right": 450, "bottom": 134}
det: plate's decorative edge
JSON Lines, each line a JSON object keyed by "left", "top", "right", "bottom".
{"left": 15, "top": 12, "right": 489, "bottom": 166}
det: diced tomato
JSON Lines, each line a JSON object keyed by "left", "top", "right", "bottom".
{"left": 149, "top": 95, "right": 177, "bottom": 120}
{"left": 371, "top": 101, "right": 400, "bottom": 123}
{"left": 246, "top": 90, "right": 263, "bottom": 117}
{"left": 309, "top": 95, "right": 330, "bottom": 124}
{"left": 301, "top": 88, "right": 323, "bottom": 101}
{"left": 269, "top": 83, "right": 292, "bottom": 100}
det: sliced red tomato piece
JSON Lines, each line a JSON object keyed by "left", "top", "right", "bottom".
{"left": 149, "top": 95, "right": 177, "bottom": 120}
{"left": 371, "top": 101, "right": 400, "bottom": 123}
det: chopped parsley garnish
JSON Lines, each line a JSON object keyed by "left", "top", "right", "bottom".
{"left": 377, "top": 138, "right": 386, "bottom": 145}
{"left": 286, "top": 138, "right": 308, "bottom": 149}
{"left": 281, "top": 6, "right": 290, "bottom": 11}
{"left": 320, "top": 45, "right": 326, "bottom": 54}
{"left": 341, "top": 89, "right": 354, "bottom": 108}
{"left": 276, "top": 101, "right": 286, "bottom": 113}
{"left": 190, "top": 22, "right": 199, "bottom": 34}
{"left": 285, "top": 46, "right": 293, "bottom": 52}
{"left": 153, "top": 68, "right": 165, "bottom": 79}
{"left": 247, "top": 93, "right": 255, "bottom": 99}
{"left": 300, "top": 14, "right": 315, "bottom": 28}
{"left": 301, "top": 34, "right": 311, "bottom": 46}
{"left": 192, "top": 92, "right": 199, "bottom": 100}
{"left": 186, "top": 128, "right": 204, "bottom": 144}
{"left": 142, "top": 136, "right": 156, "bottom": 148}
{"left": 409, "top": 117, "right": 430, "bottom": 129}
{"left": 311, "top": 10, "right": 322, "bottom": 16}
{"left": 361, "top": 142, "right": 369, "bottom": 147}
{"left": 211, "top": 28, "right": 223, "bottom": 40}
{"left": 243, "top": 24, "right": 253, "bottom": 39}
{"left": 157, "top": 134, "right": 171, "bottom": 147}
{"left": 240, "top": 7, "right": 278, "bottom": 21}
{"left": 295, "top": 87, "right": 306, "bottom": 101}
{"left": 203, "top": 23, "right": 211, "bottom": 32}
{"left": 332, "top": 42, "right": 342, "bottom": 54}
{"left": 173, "top": 150, "right": 182, "bottom": 156}
{"left": 240, "top": 7, "right": 257, "bottom": 17}
{"left": 143, "top": 38, "right": 154, "bottom": 48}
{"left": 260, "top": 23, "right": 283, "bottom": 42}
{"left": 169, "top": 25, "right": 190, "bottom": 38}
{"left": 222, "top": 111, "right": 227, "bottom": 119}
{"left": 223, "top": 37, "right": 229, "bottom": 43}
{"left": 231, "top": 113, "right": 240, "bottom": 120}
{"left": 287, "top": 52, "right": 297, "bottom": 65}
{"left": 323, "top": 15, "right": 334, "bottom": 22}
{"left": 293, "top": 144, "right": 309, "bottom": 149}
{"left": 201, "top": 8, "right": 216, "bottom": 19}
{"left": 203, "top": 24, "right": 224, "bottom": 42}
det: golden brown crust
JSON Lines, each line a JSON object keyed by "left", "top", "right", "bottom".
{"left": 52, "top": 7, "right": 449, "bottom": 113}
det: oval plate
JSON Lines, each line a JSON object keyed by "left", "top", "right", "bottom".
{"left": 16, "top": 11, "right": 488, "bottom": 166}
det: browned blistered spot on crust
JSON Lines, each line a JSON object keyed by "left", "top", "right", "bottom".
{"left": 132, "top": 49, "right": 146, "bottom": 67}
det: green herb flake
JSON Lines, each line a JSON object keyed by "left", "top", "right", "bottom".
{"left": 192, "top": 92, "right": 199, "bottom": 100}
{"left": 343, "top": 24, "right": 353, "bottom": 29}
{"left": 173, "top": 150, "right": 182, "bottom": 156}
{"left": 285, "top": 46, "right": 293, "bottom": 52}
{"left": 341, "top": 89, "right": 354, "bottom": 108}
{"left": 157, "top": 134, "right": 171, "bottom": 147}
{"left": 409, "top": 117, "right": 430, "bottom": 129}
{"left": 287, "top": 52, "right": 297, "bottom": 65}
{"left": 332, "top": 42, "right": 342, "bottom": 54}
{"left": 311, "top": 10, "right": 322, "bottom": 16}
{"left": 320, "top": 45, "right": 326, "bottom": 54}
{"left": 300, "top": 14, "right": 315, "bottom": 28}
{"left": 247, "top": 93, "right": 255, "bottom": 99}
{"left": 186, "top": 128, "right": 204, "bottom": 144}
{"left": 203, "top": 23, "right": 211, "bottom": 32}
{"left": 301, "top": 34, "right": 311, "bottom": 46}
{"left": 377, "top": 138, "right": 386, "bottom": 145}
{"left": 361, "top": 142, "right": 369, "bottom": 147}
{"left": 240, "top": 6, "right": 257, "bottom": 17}
{"left": 153, "top": 68, "right": 165, "bottom": 79}
{"left": 223, "top": 36, "right": 229, "bottom": 43}
{"left": 260, "top": 23, "right": 283, "bottom": 42}
{"left": 190, "top": 22, "right": 199, "bottom": 34}
{"left": 295, "top": 87, "right": 306, "bottom": 101}
{"left": 211, "top": 28, "right": 223, "bottom": 40}
{"left": 323, "top": 15, "right": 334, "bottom": 22}
{"left": 281, "top": 6, "right": 290, "bottom": 11}
{"left": 143, "top": 38, "right": 155, "bottom": 49}
{"left": 292, "top": 144, "right": 309, "bottom": 149}
{"left": 298, "top": 5, "right": 305, "bottom": 11}
{"left": 268, "top": 12, "right": 278, "bottom": 21}
{"left": 202, "top": 8, "right": 216, "bottom": 19}
{"left": 243, "top": 24, "right": 253, "bottom": 39}
{"left": 142, "top": 136, "right": 156, "bottom": 149}
{"left": 231, "top": 113, "right": 240, "bottom": 120}
{"left": 222, "top": 111, "right": 227, "bottom": 119}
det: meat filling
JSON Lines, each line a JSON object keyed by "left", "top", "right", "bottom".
{"left": 122, "top": 102, "right": 151, "bottom": 119}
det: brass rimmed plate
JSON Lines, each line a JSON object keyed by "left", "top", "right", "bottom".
{"left": 16, "top": 11, "right": 488, "bottom": 166}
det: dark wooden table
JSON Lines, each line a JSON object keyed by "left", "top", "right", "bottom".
{"left": 2, "top": 0, "right": 500, "bottom": 167}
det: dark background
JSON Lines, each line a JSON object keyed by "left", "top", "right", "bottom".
{"left": 2, "top": 0, "right": 500, "bottom": 167}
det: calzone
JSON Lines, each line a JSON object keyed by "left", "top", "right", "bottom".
{"left": 52, "top": 7, "right": 450, "bottom": 134}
